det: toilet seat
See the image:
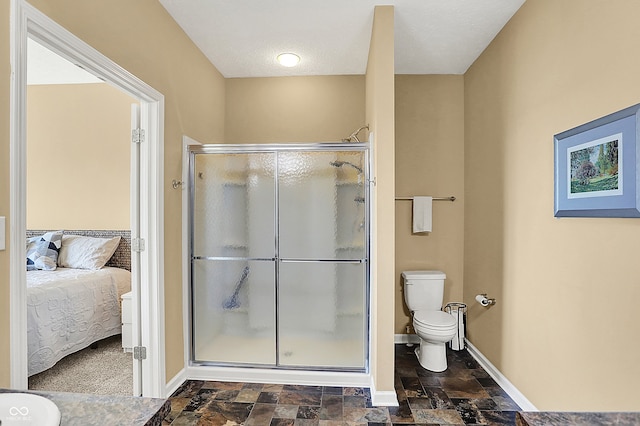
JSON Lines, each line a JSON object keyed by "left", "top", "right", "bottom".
{"left": 414, "top": 311, "right": 457, "bottom": 329}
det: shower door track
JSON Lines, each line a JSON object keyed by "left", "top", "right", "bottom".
{"left": 188, "top": 142, "right": 371, "bottom": 374}
{"left": 189, "top": 142, "right": 369, "bottom": 152}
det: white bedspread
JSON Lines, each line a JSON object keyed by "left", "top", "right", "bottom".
{"left": 27, "top": 267, "right": 131, "bottom": 376}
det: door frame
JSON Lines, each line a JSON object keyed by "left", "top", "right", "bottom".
{"left": 181, "top": 136, "right": 201, "bottom": 380}
{"left": 9, "top": 0, "right": 166, "bottom": 397}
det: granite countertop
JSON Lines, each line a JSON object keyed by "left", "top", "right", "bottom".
{"left": 517, "top": 411, "right": 640, "bottom": 425}
{"left": 0, "top": 389, "right": 170, "bottom": 426}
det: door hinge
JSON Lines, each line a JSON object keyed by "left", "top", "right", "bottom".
{"left": 133, "top": 346, "right": 147, "bottom": 360}
{"left": 132, "top": 238, "right": 146, "bottom": 252}
{"left": 132, "top": 128, "right": 145, "bottom": 144}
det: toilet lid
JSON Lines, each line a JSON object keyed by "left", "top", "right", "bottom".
{"left": 414, "top": 311, "right": 457, "bottom": 328}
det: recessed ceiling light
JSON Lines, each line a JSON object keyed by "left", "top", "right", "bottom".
{"left": 277, "top": 53, "right": 300, "bottom": 67}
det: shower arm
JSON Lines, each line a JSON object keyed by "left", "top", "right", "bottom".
{"left": 342, "top": 125, "right": 369, "bottom": 143}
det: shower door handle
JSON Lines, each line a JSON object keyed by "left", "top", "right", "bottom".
{"left": 193, "top": 256, "right": 277, "bottom": 261}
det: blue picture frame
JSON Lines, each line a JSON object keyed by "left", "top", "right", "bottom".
{"left": 554, "top": 104, "right": 640, "bottom": 217}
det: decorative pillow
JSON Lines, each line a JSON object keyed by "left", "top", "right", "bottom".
{"left": 26, "top": 231, "right": 63, "bottom": 271}
{"left": 57, "top": 235, "right": 121, "bottom": 270}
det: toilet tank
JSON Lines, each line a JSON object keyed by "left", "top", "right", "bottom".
{"left": 402, "top": 270, "right": 446, "bottom": 311}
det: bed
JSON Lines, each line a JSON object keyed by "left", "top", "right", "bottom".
{"left": 26, "top": 230, "right": 131, "bottom": 377}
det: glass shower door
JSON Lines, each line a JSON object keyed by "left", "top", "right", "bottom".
{"left": 278, "top": 150, "right": 367, "bottom": 369}
{"left": 190, "top": 146, "right": 368, "bottom": 371}
{"left": 191, "top": 151, "right": 277, "bottom": 366}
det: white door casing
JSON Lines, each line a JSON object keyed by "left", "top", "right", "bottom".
{"left": 131, "top": 104, "right": 143, "bottom": 396}
{"left": 9, "top": 0, "right": 166, "bottom": 397}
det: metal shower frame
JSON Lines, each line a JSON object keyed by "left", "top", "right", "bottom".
{"left": 187, "top": 142, "right": 371, "bottom": 373}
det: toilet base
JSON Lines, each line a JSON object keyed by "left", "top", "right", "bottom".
{"left": 414, "top": 339, "right": 448, "bottom": 372}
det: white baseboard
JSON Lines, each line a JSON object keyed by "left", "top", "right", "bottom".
{"left": 394, "top": 333, "right": 420, "bottom": 345}
{"left": 165, "top": 367, "right": 187, "bottom": 398}
{"left": 370, "top": 384, "right": 399, "bottom": 407}
{"left": 169, "top": 337, "right": 534, "bottom": 411}
{"left": 465, "top": 340, "right": 537, "bottom": 411}
{"left": 395, "top": 334, "right": 536, "bottom": 411}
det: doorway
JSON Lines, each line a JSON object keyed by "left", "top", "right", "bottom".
{"left": 10, "top": 0, "right": 166, "bottom": 397}
{"left": 24, "top": 37, "right": 136, "bottom": 395}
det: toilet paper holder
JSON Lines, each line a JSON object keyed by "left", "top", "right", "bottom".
{"left": 475, "top": 294, "right": 496, "bottom": 307}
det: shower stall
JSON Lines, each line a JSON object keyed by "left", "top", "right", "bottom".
{"left": 188, "top": 143, "right": 369, "bottom": 372}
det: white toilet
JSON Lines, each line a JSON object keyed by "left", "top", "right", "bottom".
{"left": 402, "top": 270, "right": 458, "bottom": 372}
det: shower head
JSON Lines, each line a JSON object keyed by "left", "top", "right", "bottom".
{"left": 342, "top": 125, "right": 369, "bottom": 143}
{"left": 330, "top": 160, "right": 363, "bottom": 174}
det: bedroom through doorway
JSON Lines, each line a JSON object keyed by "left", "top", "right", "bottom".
{"left": 24, "top": 37, "right": 138, "bottom": 396}
{"left": 11, "top": 0, "right": 166, "bottom": 398}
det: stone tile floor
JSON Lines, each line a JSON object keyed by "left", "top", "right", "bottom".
{"left": 163, "top": 344, "right": 521, "bottom": 425}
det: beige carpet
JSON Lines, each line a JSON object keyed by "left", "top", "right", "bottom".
{"left": 28, "top": 334, "right": 133, "bottom": 396}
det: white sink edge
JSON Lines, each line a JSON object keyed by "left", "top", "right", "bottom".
{"left": 0, "top": 393, "right": 61, "bottom": 426}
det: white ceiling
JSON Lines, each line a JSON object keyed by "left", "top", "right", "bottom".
{"left": 159, "top": 0, "right": 526, "bottom": 78}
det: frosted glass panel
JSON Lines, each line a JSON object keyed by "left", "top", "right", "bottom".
{"left": 278, "top": 262, "right": 366, "bottom": 368}
{"left": 278, "top": 151, "right": 366, "bottom": 260}
{"left": 193, "top": 152, "right": 275, "bottom": 258}
{"left": 190, "top": 146, "right": 368, "bottom": 371}
{"left": 192, "top": 259, "right": 276, "bottom": 365}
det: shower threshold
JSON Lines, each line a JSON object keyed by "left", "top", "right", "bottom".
{"left": 194, "top": 333, "right": 365, "bottom": 371}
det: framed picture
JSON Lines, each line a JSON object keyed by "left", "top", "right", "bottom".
{"left": 554, "top": 103, "right": 640, "bottom": 217}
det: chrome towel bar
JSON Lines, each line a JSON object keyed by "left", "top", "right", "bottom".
{"left": 395, "top": 196, "right": 456, "bottom": 202}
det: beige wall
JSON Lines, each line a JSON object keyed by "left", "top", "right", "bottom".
{"left": 225, "top": 76, "right": 364, "bottom": 143}
{"left": 1, "top": 0, "right": 226, "bottom": 385}
{"left": 26, "top": 83, "right": 134, "bottom": 230}
{"left": 366, "top": 5, "right": 396, "bottom": 395}
{"left": 465, "top": 0, "right": 640, "bottom": 411}
{"left": 394, "top": 75, "right": 464, "bottom": 333}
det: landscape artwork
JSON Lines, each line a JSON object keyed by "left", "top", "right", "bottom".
{"left": 555, "top": 104, "right": 640, "bottom": 217}
{"left": 567, "top": 133, "right": 622, "bottom": 199}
